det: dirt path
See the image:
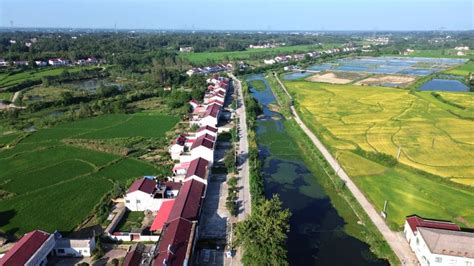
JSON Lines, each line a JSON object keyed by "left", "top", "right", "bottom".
{"left": 274, "top": 73, "right": 417, "bottom": 265}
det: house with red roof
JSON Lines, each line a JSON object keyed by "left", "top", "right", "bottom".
{"left": 196, "top": 125, "right": 218, "bottom": 139}
{"left": 150, "top": 200, "right": 176, "bottom": 232}
{"left": 0, "top": 230, "right": 55, "bottom": 266}
{"left": 125, "top": 178, "right": 179, "bottom": 212}
{"left": 153, "top": 217, "right": 196, "bottom": 266}
{"left": 404, "top": 215, "right": 474, "bottom": 266}
{"left": 184, "top": 157, "right": 210, "bottom": 185}
{"left": 188, "top": 99, "right": 200, "bottom": 110}
{"left": 190, "top": 135, "right": 215, "bottom": 164}
{"left": 169, "top": 134, "right": 188, "bottom": 161}
{"left": 198, "top": 104, "right": 221, "bottom": 128}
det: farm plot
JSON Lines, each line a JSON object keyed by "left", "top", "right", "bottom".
{"left": 306, "top": 71, "right": 367, "bottom": 84}
{"left": 0, "top": 112, "right": 178, "bottom": 236}
{"left": 354, "top": 75, "right": 416, "bottom": 88}
{"left": 286, "top": 80, "right": 474, "bottom": 228}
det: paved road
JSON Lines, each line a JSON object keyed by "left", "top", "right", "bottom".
{"left": 274, "top": 74, "right": 417, "bottom": 265}
{"left": 229, "top": 73, "right": 251, "bottom": 222}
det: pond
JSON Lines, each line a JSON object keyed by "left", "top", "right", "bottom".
{"left": 66, "top": 78, "right": 125, "bottom": 92}
{"left": 419, "top": 79, "right": 470, "bottom": 92}
{"left": 246, "top": 74, "right": 388, "bottom": 266}
{"left": 306, "top": 56, "right": 467, "bottom": 76}
{"left": 282, "top": 72, "right": 312, "bottom": 80}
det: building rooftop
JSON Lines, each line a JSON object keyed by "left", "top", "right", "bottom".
{"left": 406, "top": 215, "right": 461, "bottom": 233}
{"left": 204, "top": 104, "right": 220, "bottom": 118}
{"left": 197, "top": 125, "right": 218, "bottom": 133}
{"left": 154, "top": 218, "right": 195, "bottom": 266}
{"left": 151, "top": 200, "right": 176, "bottom": 232}
{"left": 128, "top": 178, "right": 157, "bottom": 194}
{"left": 418, "top": 227, "right": 474, "bottom": 259}
{"left": 0, "top": 230, "right": 51, "bottom": 266}
{"left": 190, "top": 135, "right": 214, "bottom": 150}
{"left": 185, "top": 157, "right": 209, "bottom": 179}
{"left": 55, "top": 238, "right": 92, "bottom": 249}
{"left": 167, "top": 179, "right": 205, "bottom": 222}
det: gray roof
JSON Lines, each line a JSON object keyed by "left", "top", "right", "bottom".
{"left": 55, "top": 238, "right": 92, "bottom": 249}
{"left": 418, "top": 227, "right": 474, "bottom": 259}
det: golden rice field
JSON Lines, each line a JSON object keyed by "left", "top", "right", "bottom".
{"left": 285, "top": 80, "right": 474, "bottom": 228}
{"left": 288, "top": 82, "right": 474, "bottom": 184}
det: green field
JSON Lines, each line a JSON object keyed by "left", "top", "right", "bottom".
{"left": 445, "top": 61, "right": 474, "bottom": 76}
{"left": 397, "top": 49, "right": 474, "bottom": 60}
{"left": 0, "top": 67, "right": 95, "bottom": 88}
{"left": 0, "top": 112, "right": 178, "bottom": 236}
{"left": 285, "top": 80, "right": 474, "bottom": 228}
{"left": 0, "top": 91, "right": 13, "bottom": 101}
{"left": 180, "top": 44, "right": 339, "bottom": 64}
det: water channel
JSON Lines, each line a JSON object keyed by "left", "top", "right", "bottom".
{"left": 246, "top": 74, "right": 389, "bottom": 266}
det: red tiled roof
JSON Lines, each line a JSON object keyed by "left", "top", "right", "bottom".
{"left": 167, "top": 179, "right": 205, "bottom": 221}
{"left": 164, "top": 182, "right": 182, "bottom": 191}
{"left": 123, "top": 247, "right": 142, "bottom": 266}
{"left": 189, "top": 99, "right": 199, "bottom": 105}
{"left": 200, "top": 133, "right": 216, "bottom": 142}
{"left": 204, "top": 104, "right": 220, "bottom": 118}
{"left": 151, "top": 200, "right": 176, "bottom": 231}
{"left": 190, "top": 135, "right": 214, "bottom": 150}
{"left": 406, "top": 215, "right": 461, "bottom": 233}
{"left": 128, "top": 178, "right": 157, "bottom": 194}
{"left": 0, "top": 230, "right": 50, "bottom": 266}
{"left": 154, "top": 218, "right": 194, "bottom": 266}
{"left": 208, "top": 99, "right": 224, "bottom": 106}
{"left": 185, "top": 157, "right": 209, "bottom": 179}
{"left": 197, "top": 125, "right": 217, "bottom": 133}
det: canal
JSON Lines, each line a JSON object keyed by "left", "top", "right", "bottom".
{"left": 246, "top": 74, "right": 388, "bottom": 266}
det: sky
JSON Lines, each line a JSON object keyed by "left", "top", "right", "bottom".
{"left": 1, "top": 0, "right": 473, "bottom": 31}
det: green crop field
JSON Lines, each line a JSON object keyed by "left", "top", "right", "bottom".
{"left": 285, "top": 80, "right": 474, "bottom": 228}
{"left": 0, "top": 67, "right": 95, "bottom": 88}
{"left": 0, "top": 112, "right": 178, "bottom": 236}
{"left": 445, "top": 61, "right": 474, "bottom": 76}
{"left": 397, "top": 49, "right": 474, "bottom": 60}
{"left": 180, "top": 44, "right": 339, "bottom": 64}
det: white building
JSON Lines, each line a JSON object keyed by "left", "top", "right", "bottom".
{"left": 404, "top": 215, "right": 474, "bottom": 266}
{"left": 190, "top": 134, "right": 215, "bottom": 164}
{"left": 198, "top": 104, "right": 221, "bottom": 127}
{"left": 169, "top": 135, "right": 187, "bottom": 161}
{"left": 124, "top": 178, "right": 179, "bottom": 212}
{"left": 184, "top": 157, "right": 210, "bottom": 185}
{"left": 54, "top": 237, "right": 96, "bottom": 257}
{"left": 35, "top": 60, "right": 48, "bottom": 67}
{"left": 195, "top": 125, "right": 218, "bottom": 139}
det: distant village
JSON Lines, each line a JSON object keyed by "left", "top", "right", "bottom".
{"left": 0, "top": 57, "right": 102, "bottom": 68}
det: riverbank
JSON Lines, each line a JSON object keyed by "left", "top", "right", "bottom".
{"left": 264, "top": 73, "right": 399, "bottom": 265}
{"left": 246, "top": 74, "right": 392, "bottom": 265}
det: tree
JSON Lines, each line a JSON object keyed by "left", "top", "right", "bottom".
{"left": 234, "top": 195, "right": 291, "bottom": 265}
{"left": 224, "top": 147, "right": 236, "bottom": 174}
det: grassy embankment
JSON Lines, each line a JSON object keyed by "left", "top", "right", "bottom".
{"left": 180, "top": 44, "right": 340, "bottom": 65}
{"left": 283, "top": 80, "right": 474, "bottom": 230}
{"left": 0, "top": 113, "right": 179, "bottom": 236}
